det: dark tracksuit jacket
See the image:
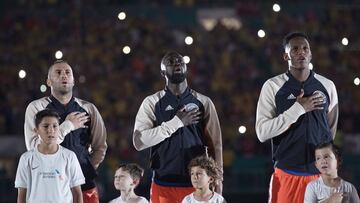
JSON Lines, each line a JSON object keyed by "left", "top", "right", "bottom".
{"left": 133, "top": 88, "right": 223, "bottom": 186}
{"left": 256, "top": 71, "right": 338, "bottom": 174}
{"left": 24, "top": 95, "right": 107, "bottom": 190}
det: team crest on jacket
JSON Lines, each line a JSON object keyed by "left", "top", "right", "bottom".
{"left": 313, "top": 90, "right": 327, "bottom": 104}
{"left": 185, "top": 103, "right": 199, "bottom": 112}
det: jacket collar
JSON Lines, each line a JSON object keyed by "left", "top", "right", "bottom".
{"left": 49, "top": 94, "right": 75, "bottom": 108}
{"left": 286, "top": 70, "right": 315, "bottom": 86}
{"left": 165, "top": 87, "right": 190, "bottom": 100}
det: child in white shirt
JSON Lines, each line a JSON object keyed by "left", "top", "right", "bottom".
{"left": 109, "top": 163, "right": 148, "bottom": 203}
{"left": 182, "top": 155, "right": 226, "bottom": 203}
{"left": 304, "top": 142, "right": 360, "bottom": 203}
{"left": 15, "top": 109, "right": 85, "bottom": 203}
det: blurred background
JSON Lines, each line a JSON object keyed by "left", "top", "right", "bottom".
{"left": 0, "top": 0, "right": 359, "bottom": 202}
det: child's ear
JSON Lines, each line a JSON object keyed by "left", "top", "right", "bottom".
{"left": 132, "top": 178, "right": 140, "bottom": 187}
{"left": 283, "top": 53, "right": 290, "bottom": 61}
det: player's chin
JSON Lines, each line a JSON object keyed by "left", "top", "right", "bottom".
{"left": 43, "top": 141, "right": 56, "bottom": 145}
{"left": 49, "top": 140, "right": 58, "bottom": 145}
{"left": 293, "top": 64, "right": 307, "bottom": 70}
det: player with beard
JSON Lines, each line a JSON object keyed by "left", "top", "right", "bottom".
{"left": 24, "top": 60, "right": 107, "bottom": 203}
{"left": 133, "top": 51, "right": 223, "bottom": 203}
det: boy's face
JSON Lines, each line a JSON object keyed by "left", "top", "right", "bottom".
{"left": 114, "top": 168, "right": 136, "bottom": 191}
{"left": 190, "top": 166, "right": 213, "bottom": 190}
{"left": 34, "top": 116, "right": 59, "bottom": 145}
{"left": 315, "top": 147, "right": 338, "bottom": 177}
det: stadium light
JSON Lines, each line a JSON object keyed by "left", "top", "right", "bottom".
{"left": 55, "top": 50, "right": 63, "bottom": 59}
{"left": 258, "top": 29, "right": 266, "bottom": 38}
{"left": 185, "top": 36, "right": 193, "bottom": 45}
{"left": 40, "top": 84, "right": 47, "bottom": 92}
{"left": 238, "top": 125, "right": 246, "bottom": 134}
{"left": 118, "top": 12, "right": 126, "bottom": 20}
{"left": 183, "top": 56, "right": 190, "bottom": 64}
{"left": 273, "top": 3, "right": 281, "bottom": 12}
{"left": 354, "top": 77, "right": 360, "bottom": 86}
{"left": 201, "top": 19, "right": 217, "bottom": 31}
{"left": 123, "top": 46, "right": 131, "bottom": 54}
{"left": 19, "top": 70, "right": 26, "bottom": 79}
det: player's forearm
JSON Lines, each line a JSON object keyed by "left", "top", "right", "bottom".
{"left": 89, "top": 129, "right": 107, "bottom": 169}
{"left": 133, "top": 116, "right": 183, "bottom": 151}
{"left": 256, "top": 102, "right": 305, "bottom": 142}
{"left": 215, "top": 143, "right": 223, "bottom": 195}
{"left": 90, "top": 147, "right": 107, "bottom": 169}
{"left": 57, "top": 120, "right": 75, "bottom": 143}
{"left": 215, "top": 147, "right": 223, "bottom": 170}
{"left": 327, "top": 104, "right": 339, "bottom": 139}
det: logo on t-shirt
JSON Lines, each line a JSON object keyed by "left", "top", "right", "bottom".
{"left": 40, "top": 171, "right": 56, "bottom": 179}
{"left": 55, "top": 169, "right": 64, "bottom": 181}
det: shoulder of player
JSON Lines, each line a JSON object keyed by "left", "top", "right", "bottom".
{"left": 313, "top": 73, "right": 336, "bottom": 87}
{"left": 73, "top": 97, "right": 100, "bottom": 112}
{"left": 27, "top": 97, "right": 50, "bottom": 109}
{"left": 259, "top": 73, "right": 288, "bottom": 95}
{"left": 74, "top": 97, "right": 93, "bottom": 106}
{"left": 142, "top": 90, "right": 165, "bottom": 104}
{"left": 266, "top": 73, "right": 288, "bottom": 86}
{"left": 190, "top": 89, "right": 213, "bottom": 105}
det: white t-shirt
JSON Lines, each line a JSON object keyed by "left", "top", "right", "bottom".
{"left": 109, "top": 196, "right": 149, "bottom": 203}
{"left": 182, "top": 192, "right": 226, "bottom": 203}
{"left": 304, "top": 176, "right": 360, "bottom": 203}
{"left": 15, "top": 145, "right": 85, "bottom": 203}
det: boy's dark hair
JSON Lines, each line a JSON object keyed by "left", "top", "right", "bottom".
{"left": 35, "top": 109, "right": 61, "bottom": 127}
{"left": 188, "top": 155, "right": 222, "bottom": 190}
{"left": 283, "top": 32, "right": 309, "bottom": 49}
{"left": 315, "top": 142, "right": 342, "bottom": 168}
{"left": 118, "top": 163, "right": 144, "bottom": 181}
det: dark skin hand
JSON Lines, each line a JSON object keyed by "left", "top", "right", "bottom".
{"left": 296, "top": 89, "right": 326, "bottom": 112}
{"left": 176, "top": 107, "right": 202, "bottom": 126}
